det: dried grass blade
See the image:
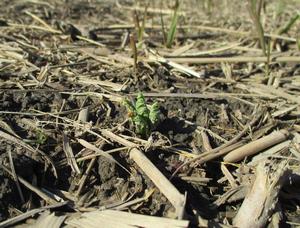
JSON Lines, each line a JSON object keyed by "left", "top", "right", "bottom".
{"left": 66, "top": 209, "right": 189, "bottom": 228}
{"left": 0, "top": 201, "right": 68, "bottom": 228}
{"left": 62, "top": 133, "right": 81, "bottom": 175}
{"left": 100, "top": 129, "right": 186, "bottom": 219}
{"left": 77, "top": 139, "right": 130, "bottom": 174}
{"left": 7, "top": 145, "right": 25, "bottom": 203}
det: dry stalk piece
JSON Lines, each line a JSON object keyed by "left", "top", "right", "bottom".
{"left": 76, "top": 77, "right": 126, "bottom": 92}
{"left": 214, "top": 185, "right": 248, "bottom": 206}
{"left": 223, "top": 129, "right": 289, "bottom": 163}
{"left": 170, "top": 42, "right": 195, "bottom": 56}
{"left": 271, "top": 105, "right": 298, "bottom": 118}
{"left": 141, "top": 91, "right": 275, "bottom": 99}
{"left": 7, "top": 145, "right": 25, "bottom": 203}
{"left": 100, "top": 129, "right": 186, "bottom": 219}
{"left": 76, "top": 157, "right": 96, "bottom": 197}
{"left": 114, "top": 189, "right": 155, "bottom": 211}
{"left": 0, "top": 119, "right": 20, "bottom": 138}
{"left": 248, "top": 140, "right": 291, "bottom": 166}
{"left": 253, "top": 84, "right": 300, "bottom": 105}
{"left": 220, "top": 163, "right": 238, "bottom": 188}
{"left": 30, "top": 211, "right": 67, "bottom": 228}
{"left": 161, "top": 56, "right": 300, "bottom": 64}
{"left": 62, "top": 133, "right": 81, "bottom": 175}
{"left": 233, "top": 161, "right": 289, "bottom": 228}
{"left": 200, "top": 130, "right": 212, "bottom": 152}
{"left": 0, "top": 201, "right": 68, "bottom": 228}
{"left": 24, "top": 11, "right": 62, "bottom": 34}
{"left": 130, "top": 148, "right": 186, "bottom": 218}
{"left": 149, "top": 51, "right": 203, "bottom": 78}
{"left": 66, "top": 209, "right": 189, "bottom": 228}
{"left": 77, "top": 139, "right": 130, "bottom": 173}
{"left": 130, "top": 34, "right": 138, "bottom": 71}
{"left": 76, "top": 35, "right": 105, "bottom": 47}
{"left": 171, "top": 110, "right": 262, "bottom": 178}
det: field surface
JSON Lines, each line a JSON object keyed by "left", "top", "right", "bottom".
{"left": 0, "top": 0, "right": 300, "bottom": 227}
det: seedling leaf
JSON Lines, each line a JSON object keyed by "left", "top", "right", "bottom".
{"left": 166, "top": 0, "right": 179, "bottom": 48}
{"left": 136, "top": 92, "right": 149, "bottom": 118}
{"left": 123, "top": 92, "right": 160, "bottom": 138}
{"left": 149, "top": 102, "right": 159, "bottom": 125}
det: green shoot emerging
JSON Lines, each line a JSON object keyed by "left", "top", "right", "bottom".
{"left": 278, "top": 13, "right": 300, "bottom": 35}
{"left": 123, "top": 92, "right": 159, "bottom": 138}
{"left": 166, "top": 0, "right": 180, "bottom": 48}
{"left": 247, "top": 0, "right": 266, "bottom": 55}
{"left": 35, "top": 130, "right": 48, "bottom": 145}
{"left": 133, "top": 5, "right": 148, "bottom": 48}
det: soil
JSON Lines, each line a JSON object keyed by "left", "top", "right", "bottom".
{"left": 0, "top": 0, "right": 300, "bottom": 227}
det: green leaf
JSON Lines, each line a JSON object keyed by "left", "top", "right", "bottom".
{"left": 166, "top": 0, "right": 179, "bottom": 48}
{"left": 36, "top": 130, "right": 47, "bottom": 145}
{"left": 135, "top": 92, "right": 149, "bottom": 118}
{"left": 122, "top": 92, "right": 160, "bottom": 138}
{"left": 278, "top": 13, "right": 300, "bottom": 35}
{"left": 149, "top": 102, "right": 159, "bottom": 125}
{"left": 133, "top": 115, "right": 150, "bottom": 136}
{"left": 123, "top": 99, "right": 136, "bottom": 115}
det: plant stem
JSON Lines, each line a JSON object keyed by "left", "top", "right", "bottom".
{"left": 247, "top": 0, "right": 266, "bottom": 55}
{"left": 130, "top": 34, "right": 137, "bottom": 71}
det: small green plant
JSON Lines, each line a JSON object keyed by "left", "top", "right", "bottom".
{"left": 247, "top": 0, "right": 266, "bottom": 55}
{"left": 35, "top": 130, "right": 48, "bottom": 145}
{"left": 123, "top": 92, "right": 159, "bottom": 138}
{"left": 166, "top": 0, "right": 180, "bottom": 48}
{"left": 278, "top": 13, "right": 300, "bottom": 35}
{"left": 133, "top": 5, "right": 148, "bottom": 48}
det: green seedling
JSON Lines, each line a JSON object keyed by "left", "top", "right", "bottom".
{"left": 278, "top": 13, "right": 300, "bottom": 35}
{"left": 133, "top": 5, "right": 148, "bottom": 48}
{"left": 35, "top": 130, "right": 48, "bottom": 145}
{"left": 271, "top": 11, "right": 299, "bottom": 53}
{"left": 160, "top": 11, "right": 167, "bottom": 45}
{"left": 123, "top": 92, "right": 159, "bottom": 138}
{"left": 166, "top": 0, "right": 180, "bottom": 48}
{"left": 247, "top": 0, "right": 266, "bottom": 55}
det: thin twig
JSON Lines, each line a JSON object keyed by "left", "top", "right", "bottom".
{"left": 160, "top": 56, "right": 300, "bottom": 64}
{"left": 7, "top": 145, "right": 25, "bottom": 203}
